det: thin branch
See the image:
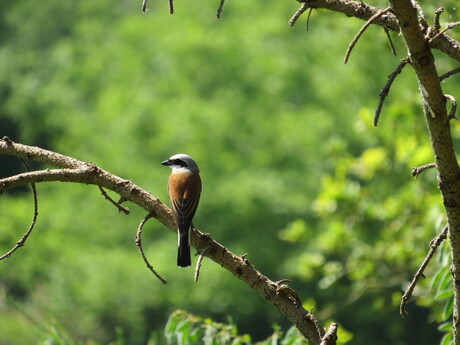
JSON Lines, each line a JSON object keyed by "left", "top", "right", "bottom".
{"left": 434, "top": 8, "right": 444, "bottom": 30}
{"left": 374, "top": 58, "right": 409, "bottom": 126}
{"left": 142, "top": 0, "right": 148, "bottom": 12}
{"left": 430, "top": 22, "right": 460, "bottom": 43}
{"left": 306, "top": 7, "right": 313, "bottom": 31}
{"left": 412, "top": 0, "right": 428, "bottom": 29}
{"left": 98, "top": 186, "right": 130, "bottom": 214}
{"left": 384, "top": 27, "right": 397, "bottom": 56}
{"left": 289, "top": 3, "right": 309, "bottom": 26}
{"left": 216, "top": 0, "right": 226, "bottom": 19}
{"left": 293, "top": 0, "right": 460, "bottom": 62}
{"left": 0, "top": 159, "right": 38, "bottom": 261}
{"left": 194, "top": 244, "right": 210, "bottom": 282}
{"left": 411, "top": 163, "right": 436, "bottom": 178}
{"left": 445, "top": 94, "right": 458, "bottom": 122}
{"left": 344, "top": 7, "right": 390, "bottom": 64}
{"left": 320, "top": 323, "right": 338, "bottom": 345}
{"left": 135, "top": 213, "right": 168, "bottom": 284}
{"left": 400, "top": 225, "right": 449, "bottom": 316}
{"left": 168, "top": 0, "right": 174, "bottom": 15}
{"left": 440, "top": 66, "right": 460, "bottom": 81}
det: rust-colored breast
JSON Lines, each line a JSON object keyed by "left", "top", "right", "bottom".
{"left": 168, "top": 171, "right": 202, "bottom": 200}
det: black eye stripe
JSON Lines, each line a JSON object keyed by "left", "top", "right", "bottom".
{"left": 173, "top": 159, "right": 187, "bottom": 167}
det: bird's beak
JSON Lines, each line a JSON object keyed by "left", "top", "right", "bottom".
{"left": 161, "top": 160, "right": 171, "bottom": 166}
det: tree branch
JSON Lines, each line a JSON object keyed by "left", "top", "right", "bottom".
{"left": 293, "top": 0, "right": 460, "bottom": 62}
{"left": 387, "top": 0, "right": 460, "bottom": 342}
{"left": 400, "top": 225, "right": 449, "bottom": 316}
{"left": 374, "top": 58, "right": 409, "bottom": 126}
{"left": 0, "top": 159, "right": 38, "bottom": 261}
{"left": 135, "top": 213, "right": 168, "bottom": 284}
{"left": 344, "top": 7, "right": 390, "bottom": 64}
{"left": 411, "top": 163, "right": 436, "bottom": 178}
{"left": 320, "top": 323, "right": 338, "bottom": 345}
{"left": 0, "top": 138, "right": 326, "bottom": 345}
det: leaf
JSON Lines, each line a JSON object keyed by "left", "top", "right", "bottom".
{"left": 442, "top": 296, "right": 454, "bottom": 321}
{"left": 438, "top": 322, "right": 452, "bottom": 332}
{"left": 439, "top": 269, "right": 453, "bottom": 293}
{"left": 436, "top": 290, "right": 454, "bottom": 300}
{"left": 440, "top": 332, "right": 452, "bottom": 345}
{"left": 431, "top": 267, "right": 449, "bottom": 290}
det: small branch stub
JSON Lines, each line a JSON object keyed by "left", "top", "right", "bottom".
{"left": 412, "top": 163, "right": 436, "bottom": 178}
{"left": 216, "top": 0, "right": 226, "bottom": 19}
{"left": 320, "top": 323, "right": 338, "bottom": 345}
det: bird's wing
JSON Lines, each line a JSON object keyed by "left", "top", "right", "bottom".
{"left": 171, "top": 196, "right": 200, "bottom": 233}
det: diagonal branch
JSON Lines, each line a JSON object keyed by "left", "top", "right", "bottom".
{"left": 289, "top": 3, "right": 309, "bottom": 26}
{"left": 320, "top": 323, "right": 338, "bottom": 345}
{"left": 344, "top": 7, "right": 391, "bottom": 64}
{"left": 400, "top": 225, "right": 449, "bottom": 316}
{"left": 0, "top": 138, "right": 326, "bottom": 345}
{"left": 374, "top": 58, "right": 409, "bottom": 126}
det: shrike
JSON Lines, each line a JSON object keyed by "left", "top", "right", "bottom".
{"left": 161, "top": 154, "right": 202, "bottom": 267}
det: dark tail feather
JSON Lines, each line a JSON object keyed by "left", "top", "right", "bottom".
{"left": 177, "top": 232, "right": 191, "bottom": 267}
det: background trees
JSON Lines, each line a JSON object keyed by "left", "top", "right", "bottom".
{"left": 0, "top": 0, "right": 459, "bottom": 344}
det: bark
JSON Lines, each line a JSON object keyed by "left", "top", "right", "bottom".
{"left": 387, "top": 0, "right": 460, "bottom": 343}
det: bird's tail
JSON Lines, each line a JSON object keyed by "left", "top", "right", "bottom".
{"left": 177, "top": 231, "right": 191, "bottom": 267}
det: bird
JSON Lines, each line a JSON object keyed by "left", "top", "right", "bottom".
{"left": 161, "top": 154, "right": 202, "bottom": 267}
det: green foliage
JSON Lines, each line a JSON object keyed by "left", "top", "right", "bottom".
{"left": 164, "top": 310, "right": 304, "bottom": 345}
{"left": 1, "top": 0, "right": 459, "bottom": 344}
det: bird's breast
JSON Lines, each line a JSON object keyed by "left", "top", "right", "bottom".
{"left": 168, "top": 171, "right": 202, "bottom": 200}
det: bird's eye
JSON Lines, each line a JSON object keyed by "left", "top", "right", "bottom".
{"left": 174, "top": 159, "right": 187, "bottom": 167}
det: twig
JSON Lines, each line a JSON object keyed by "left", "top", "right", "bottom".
{"left": 0, "top": 159, "right": 38, "bottom": 261}
{"left": 411, "top": 163, "right": 436, "bottom": 178}
{"left": 344, "top": 7, "right": 390, "bottom": 64}
{"left": 384, "top": 27, "right": 397, "bottom": 56}
{"left": 135, "top": 213, "right": 167, "bottom": 284}
{"left": 216, "top": 0, "right": 226, "bottom": 19}
{"left": 434, "top": 8, "right": 444, "bottom": 30}
{"left": 444, "top": 94, "right": 457, "bottom": 122}
{"left": 440, "top": 66, "right": 460, "bottom": 81}
{"left": 400, "top": 225, "right": 449, "bottom": 317}
{"left": 320, "top": 323, "right": 338, "bottom": 345}
{"left": 306, "top": 8, "right": 313, "bottom": 31}
{"left": 142, "top": 0, "right": 148, "bottom": 12}
{"left": 289, "top": 3, "right": 309, "bottom": 26}
{"left": 413, "top": 0, "right": 428, "bottom": 29}
{"left": 194, "top": 245, "right": 210, "bottom": 282}
{"left": 98, "top": 186, "right": 130, "bottom": 214}
{"left": 430, "top": 21, "right": 460, "bottom": 42}
{"left": 168, "top": 0, "right": 174, "bottom": 14}
{"left": 275, "top": 281, "right": 303, "bottom": 306}
{"left": 374, "top": 58, "right": 409, "bottom": 126}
